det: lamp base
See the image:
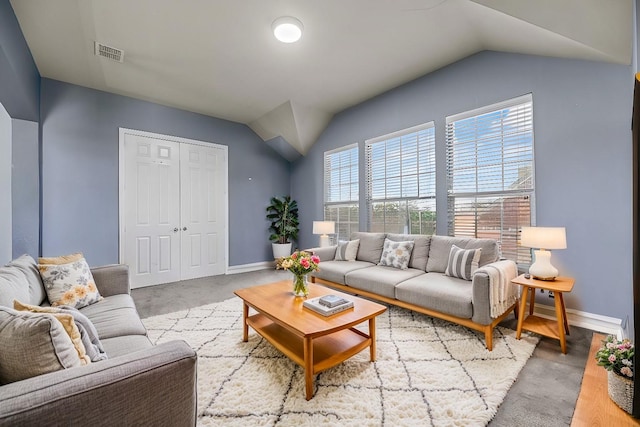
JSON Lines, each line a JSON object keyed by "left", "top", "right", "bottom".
{"left": 529, "top": 249, "right": 559, "bottom": 281}
{"left": 530, "top": 275, "right": 557, "bottom": 281}
{"left": 319, "top": 235, "right": 330, "bottom": 248}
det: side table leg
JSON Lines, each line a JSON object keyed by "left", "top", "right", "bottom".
{"left": 242, "top": 302, "right": 249, "bottom": 342}
{"left": 554, "top": 292, "right": 567, "bottom": 354}
{"left": 529, "top": 287, "right": 535, "bottom": 315}
{"left": 369, "top": 317, "right": 377, "bottom": 361}
{"left": 303, "top": 337, "right": 314, "bottom": 400}
{"left": 558, "top": 292, "right": 570, "bottom": 335}
{"left": 516, "top": 286, "right": 529, "bottom": 340}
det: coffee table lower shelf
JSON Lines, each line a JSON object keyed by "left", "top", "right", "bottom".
{"left": 246, "top": 313, "right": 372, "bottom": 396}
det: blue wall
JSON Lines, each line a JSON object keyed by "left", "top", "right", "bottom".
{"left": 0, "top": 0, "right": 39, "bottom": 122}
{"left": 0, "top": 104, "right": 10, "bottom": 262}
{"left": 292, "top": 51, "right": 634, "bottom": 327}
{"left": 0, "top": 0, "right": 40, "bottom": 264}
{"left": 11, "top": 119, "right": 39, "bottom": 259}
{"left": 40, "top": 79, "right": 290, "bottom": 267}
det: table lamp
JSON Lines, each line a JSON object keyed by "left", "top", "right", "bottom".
{"left": 521, "top": 226, "right": 567, "bottom": 280}
{"left": 313, "top": 221, "right": 335, "bottom": 247}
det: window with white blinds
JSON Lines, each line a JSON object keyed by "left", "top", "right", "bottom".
{"left": 324, "top": 144, "right": 359, "bottom": 242}
{"left": 365, "top": 122, "right": 436, "bottom": 234}
{"left": 446, "top": 94, "right": 534, "bottom": 263}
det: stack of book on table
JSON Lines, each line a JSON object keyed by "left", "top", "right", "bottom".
{"left": 303, "top": 294, "right": 354, "bottom": 316}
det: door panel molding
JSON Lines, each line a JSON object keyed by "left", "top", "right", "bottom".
{"left": 119, "top": 128, "right": 229, "bottom": 288}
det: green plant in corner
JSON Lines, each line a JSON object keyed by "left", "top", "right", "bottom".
{"left": 266, "top": 196, "right": 299, "bottom": 244}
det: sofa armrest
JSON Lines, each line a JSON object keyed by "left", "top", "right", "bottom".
{"left": 304, "top": 246, "right": 337, "bottom": 262}
{"left": 470, "top": 260, "right": 518, "bottom": 325}
{"left": 91, "top": 264, "right": 130, "bottom": 297}
{"left": 0, "top": 340, "right": 197, "bottom": 426}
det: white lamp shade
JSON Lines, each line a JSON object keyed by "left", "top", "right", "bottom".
{"left": 521, "top": 227, "right": 567, "bottom": 250}
{"left": 272, "top": 17, "right": 303, "bottom": 43}
{"left": 313, "top": 221, "right": 335, "bottom": 235}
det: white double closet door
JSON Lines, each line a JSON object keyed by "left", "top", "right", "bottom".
{"left": 119, "top": 129, "right": 228, "bottom": 288}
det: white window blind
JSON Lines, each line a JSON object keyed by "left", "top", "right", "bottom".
{"left": 324, "top": 144, "right": 359, "bottom": 242}
{"left": 366, "top": 122, "right": 436, "bottom": 234}
{"left": 446, "top": 94, "right": 534, "bottom": 263}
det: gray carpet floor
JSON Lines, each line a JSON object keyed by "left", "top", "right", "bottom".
{"left": 132, "top": 269, "right": 592, "bottom": 426}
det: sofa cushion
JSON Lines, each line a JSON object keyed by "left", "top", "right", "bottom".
{"left": 39, "top": 253, "right": 103, "bottom": 309}
{"left": 426, "top": 236, "right": 499, "bottom": 273}
{"left": 0, "top": 307, "right": 83, "bottom": 384}
{"left": 386, "top": 233, "right": 431, "bottom": 271}
{"left": 0, "top": 266, "right": 30, "bottom": 308}
{"left": 7, "top": 255, "right": 47, "bottom": 306}
{"left": 378, "top": 239, "right": 415, "bottom": 270}
{"left": 351, "top": 232, "right": 386, "bottom": 264}
{"left": 395, "top": 274, "right": 474, "bottom": 319}
{"left": 14, "top": 301, "right": 107, "bottom": 362}
{"left": 79, "top": 294, "right": 147, "bottom": 339}
{"left": 334, "top": 239, "right": 360, "bottom": 261}
{"left": 311, "top": 260, "right": 373, "bottom": 285}
{"left": 13, "top": 301, "right": 92, "bottom": 365}
{"left": 346, "top": 266, "right": 425, "bottom": 299}
{"left": 444, "top": 245, "right": 481, "bottom": 281}
{"left": 100, "top": 335, "right": 153, "bottom": 358}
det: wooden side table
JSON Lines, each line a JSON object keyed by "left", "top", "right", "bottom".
{"left": 513, "top": 274, "right": 575, "bottom": 354}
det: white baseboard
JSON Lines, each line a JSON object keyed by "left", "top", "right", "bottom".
{"left": 530, "top": 302, "right": 624, "bottom": 339}
{"left": 226, "top": 261, "right": 274, "bottom": 275}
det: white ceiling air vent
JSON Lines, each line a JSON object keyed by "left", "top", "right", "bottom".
{"left": 94, "top": 41, "right": 124, "bottom": 63}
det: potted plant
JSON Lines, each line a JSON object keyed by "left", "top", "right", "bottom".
{"left": 266, "top": 195, "right": 299, "bottom": 259}
{"left": 595, "top": 335, "right": 634, "bottom": 413}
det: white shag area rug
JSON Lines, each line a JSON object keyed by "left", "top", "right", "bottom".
{"left": 142, "top": 297, "right": 539, "bottom": 427}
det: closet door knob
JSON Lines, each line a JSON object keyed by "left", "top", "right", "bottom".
{"left": 183, "top": 227, "right": 188, "bottom": 231}
{"left": 173, "top": 227, "right": 179, "bottom": 233}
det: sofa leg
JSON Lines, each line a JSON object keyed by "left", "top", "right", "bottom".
{"left": 513, "top": 300, "right": 519, "bottom": 320}
{"left": 485, "top": 327, "right": 493, "bottom": 351}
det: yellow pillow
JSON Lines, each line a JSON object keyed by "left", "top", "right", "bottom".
{"left": 38, "top": 253, "right": 84, "bottom": 265}
{"left": 14, "top": 300, "right": 91, "bottom": 366}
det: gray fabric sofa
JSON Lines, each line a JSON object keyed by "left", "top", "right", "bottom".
{"left": 0, "top": 255, "right": 197, "bottom": 426}
{"left": 310, "top": 232, "right": 519, "bottom": 350}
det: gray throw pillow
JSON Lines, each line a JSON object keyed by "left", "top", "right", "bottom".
{"left": 378, "top": 239, "right": 415, "bottom": 270}
{"left": 444, "top": 245, "right": 482, "bottom": 281}
{"left": 13, "top": 301, "right": 108, "bottom": 362}
{"left": 0, "top": 307, "right": 82, "bottom": 384}
{"left": 334, "top": 239, "right": 360, "bottom": 261}
{"left": 0, "top": 266, "right": 30, "bottom": 308}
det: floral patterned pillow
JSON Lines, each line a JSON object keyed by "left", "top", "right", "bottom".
{"left": 378, "top": 239, "right": 415, "bottom": 270}
{"left": 38, "top": 253, "right": 102, "bottom": 309}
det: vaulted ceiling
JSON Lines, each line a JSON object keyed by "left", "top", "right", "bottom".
{"left": 10, "top": 0, "right": 633, "bottom": 160}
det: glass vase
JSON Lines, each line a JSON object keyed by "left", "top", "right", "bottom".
{"left": 292, "top": 274, "right": 309, "bottom": 297}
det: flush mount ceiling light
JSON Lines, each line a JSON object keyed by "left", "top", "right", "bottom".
{"left": 272, "top": 16, "right": 303, "bottom": 43}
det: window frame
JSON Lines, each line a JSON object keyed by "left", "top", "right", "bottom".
{"left": 365, "top": 122, "right": 436, "bottom": 235}
{"left": 323, "top": 143, "right": 359, "bottom": 243}
{"left": 445, "top": 93, "right": 535, "bottom": 263}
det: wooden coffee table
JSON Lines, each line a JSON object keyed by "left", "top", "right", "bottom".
{"left": 234, "top": 281, "right": 386, "bottom": 400}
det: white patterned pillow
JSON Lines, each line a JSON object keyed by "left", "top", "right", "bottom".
{"left": 38, "top": 253, "right": 102, "bottom": 309}
{"left": 444, "top": 245, "right": 482, "bottom": 281}
{"left": 334, "top": 239, "right": 360, "bottom": 261}
{"left": 378, "top": 239, "right": 415, "bottom": 270}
